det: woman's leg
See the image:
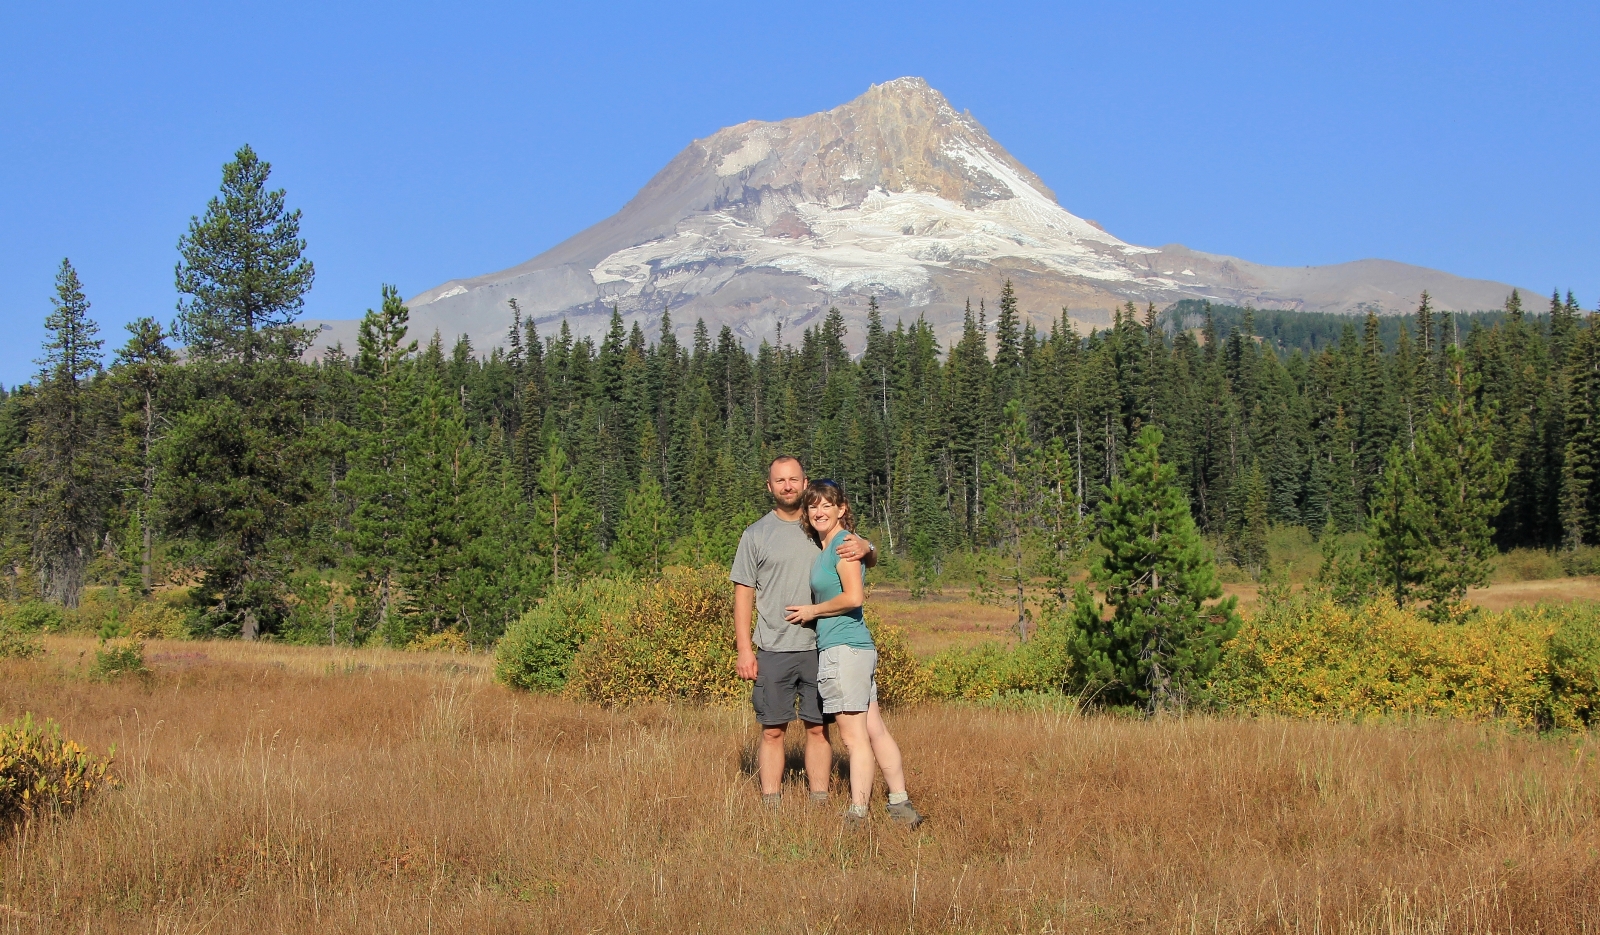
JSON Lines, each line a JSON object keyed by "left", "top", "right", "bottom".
{"left": 832, "top": 711, "right": 876, "bottom": 808}
{"left": 864, "top": 699, "right": 906, "bottom": 796}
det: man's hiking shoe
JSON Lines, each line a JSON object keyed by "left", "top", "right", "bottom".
{"left": 885, "top": 800, "right": 925, "bottom": 829}
{"left": 762, "top": 793, "right": 781, "bottom": 810}
{"left": 809, "top": 791, "right": 831, "bottom": 806}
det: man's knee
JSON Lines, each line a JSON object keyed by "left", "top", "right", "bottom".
{"left": 761, "top": 725, "right": 788, "bottom": 744}
{"left": 803, "top": 721, "right": 828, "bottom": 739}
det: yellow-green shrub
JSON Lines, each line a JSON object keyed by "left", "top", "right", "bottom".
{"left": 496, "top": 575, "right": 639, "bottom": 693}
{"left": 1208, "top": 595, "right": 1555, "bottom": 727}
{"left": 0, "top": 714, "right": 118, "bottom": 828}
{"left": 566, "top": 567, "right": 741, "bottom": 705}
{"left": 865, "top": 610, "right": 930, "bottom": 707}
{"left": 2, "top": 600, "right": 64, "bottom": 633}
{"left": 1548, "top": 605, "right": 1600, "bottom": 729}
{"left": 0, "top": 623, "right": 42, "bottom": 659}
{"left": 89, "top": 639, "right": 150, "bottom": 684}
{"left": 125, "top": 600, "right": 187, "bottom": 639}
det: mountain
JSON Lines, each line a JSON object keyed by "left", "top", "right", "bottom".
{"left": 310, "top": 77, "right": 1536, "bottom": 354}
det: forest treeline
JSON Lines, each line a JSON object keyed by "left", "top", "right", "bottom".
{"left": 3, "top": 146, "right": 1597, "bottom": 647}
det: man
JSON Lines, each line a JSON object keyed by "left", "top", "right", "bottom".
{"left": 731, "top": 456, "right": 875, "bottom": 806}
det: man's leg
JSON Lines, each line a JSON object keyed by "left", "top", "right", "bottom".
{"left": 803, "top": 720, "right": 831, "bottom": 794}
{"left": 759, "top": 723, "right": 788, "bottom": 795}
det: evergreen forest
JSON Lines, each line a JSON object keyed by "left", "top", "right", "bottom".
{"left": 4, "top": 146, "right": 1597, "bottom": 648}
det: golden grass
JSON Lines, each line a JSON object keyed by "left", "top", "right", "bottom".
{"left": 870, "top": 587, "right": 1022, "bottom": 655}
{"left": 3, "top": 640, "right": 1600, "bottom": 932}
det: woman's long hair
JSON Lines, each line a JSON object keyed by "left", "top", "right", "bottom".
{"left": 801, "top": 479, "right": 857, "bottom": 548}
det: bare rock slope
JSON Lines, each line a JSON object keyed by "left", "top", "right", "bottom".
{"left": 316, "top": 78, "right": 1534, "bottom": 353}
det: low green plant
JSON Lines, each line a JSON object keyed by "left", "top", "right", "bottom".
{"left": 496, "top": 575, "right": 639, "bottom": 693}
{"left": 0, "top": 623, "right": 43, "bottom": 659}
{"left": 89, "top": 639, "right": 150, "bottom": 683}
{"left": 1548, "top": 605, "right": 1600, "bottom": 729}
{"left": 923, "top": 606, "right": 1074, "bottom": 702}
{"left": 3, "top": 600, "right": 63, "bottom": 633}
{"left": 0, "top": 713, "right": 118, "bottom": 829}
{"left": 566, "top": 567, "right": 739, "bottom": 705}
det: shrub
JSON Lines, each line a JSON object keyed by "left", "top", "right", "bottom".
{"left": 566, "top": 567, "right": 740, "bottom": 705}
{"left": 1498, "top": 548, "right": 1565, "bottom": 582}
{"left": 89, "top": 639, "right": 150, "bottom": 684}
{"left": 1561, "top": 545, "right": 1600, "bottom": 577}
{"left": 496, "top": 575, "right": 639, "bottom": 693}
{"left": 0, "top": 623, "right": 43, "bottom": 660}
{"left": 125, "top": 601, "right": 188, "bottom": 639}
{"left": 0, "top": 714, "right": 118, "bottom": 829}
{"left": 3, "top": 600, "right": 64, "bottom": 633}
{"left": 1548, "top": 605, "right": 1600, "bottom": 729}
{"left": 865, "top": 610, "right": 930, "bottom": 707}
{"left": 1207, "top": 594, "right": 1555, "bottom": 727}
{"left": 408, "top": 630, "right": 471, "bottom": 653}
{"left": 923, "top": 608, "right": 1074, "bottom": 702}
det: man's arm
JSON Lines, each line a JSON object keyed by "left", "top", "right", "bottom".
{"left": 734, "top": 583, "right": 759, "bottom": 680}
{"left": 837, "top": 532, "right": 878, "bottom": 569}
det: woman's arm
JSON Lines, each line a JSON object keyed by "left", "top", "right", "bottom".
{"left": 784, "top": 557, "right": 865, "bottom": 623}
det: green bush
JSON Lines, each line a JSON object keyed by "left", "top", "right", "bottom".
{"left": 1561, "top": 546, "right": 1600, "bottom": 577}
{"left": 0, "top": 624, "right": 42, "bottom": 660}
{"left": 496, "top": 575, "right": 639, "bottom": 693}
{"left": 89, "top": 639, "right": 150, "bottom": 683}
{"left": 3, "top": 601, "right": 63, "bottom": 633}
{"left": 566, "top": 567, "right": 740, "bottom": 705}
{"left": 924, "top": 608, "right": 1074, "bottom": 702}
{"left": 1548, "top": 605, "right": 1600, "bottom": 729}
{"left": 1498, "top": 548, "right": 1565, "bottom": 583}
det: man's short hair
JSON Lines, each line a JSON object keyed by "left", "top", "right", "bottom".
{"left": 768, "top": 455, "right": 804, "bottom": 478}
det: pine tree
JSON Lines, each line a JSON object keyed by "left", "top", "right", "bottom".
{"left": 343, "top": 286, "right": 418, "bottom": 638}
{"left": 22, "top": 260, "right": 110, "bottom": 607}
{"left": 1562, "top": 314, "right": 1600, "bottom": 547}
{"left": 175, "top": 145, "right": 314, "bottom": 362}
{"left": 1409, "top": 355, "right": 1511, "bottom": 619}
{"left": 979, "top": 400, "right": 1036, "bottom": 641}
{"left": 613, "top": 422, "right": 670, "bottom": 576}
{"left": 533, "top": 424, "right": 599, "bottom": 585}
{"left": 110, "top": 317, "right": 176, "bottom": 594}
{"left": 1067, "top": 425, "right": 1238, "bottom": 711}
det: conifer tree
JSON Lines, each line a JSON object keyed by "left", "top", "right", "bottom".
{"left": 174, "top": 145, "right": 314, "bottom": 362}
{"left": 111, "top": 317, "right": 176, "bottom": 594}
{"left": 979, "top": 400, "right": 1036, "bottom": 640}
{"left": 23, "top": 260, "right": 110, "bottom": 607}
{"left": 533, "top": 424, "right": 599, "bottom": 585}
{"left": 1562, "top": 314, "right": 1600, "bottom": 547}
{"left": 1067, "top": 425, "right": 1238, "bottom": 711}
{"left": 613, "top": 423, "right": 670, "bottom": 576}
{"left": 343, "top": 286, "right": 417, "bottom": 637}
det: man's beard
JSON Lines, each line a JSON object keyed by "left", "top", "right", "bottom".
{"left": 773, "top": 492, "right": 803, "bottom": 510}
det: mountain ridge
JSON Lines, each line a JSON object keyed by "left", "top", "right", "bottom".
{"left": 311, "top": 78, "right": 1537, "bottom": 355}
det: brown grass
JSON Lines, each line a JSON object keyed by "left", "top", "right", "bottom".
{"left": 870, "top": 587, "right": 1021, "bottom": 654}
{"left": 3, "top": 638, "right": 1600, "bottom": 933}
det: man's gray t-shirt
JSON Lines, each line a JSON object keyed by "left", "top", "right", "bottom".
{"left": 730, "top": 511, "right": 822, "bottom": 653}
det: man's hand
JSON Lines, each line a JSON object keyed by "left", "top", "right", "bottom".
{"left": 837, "top": 532, "right": 877, "bottom": 568}
{"left": 784, "top": 604, "right": 821, "bottom": 624}
{"left": 736, "top": 649, "right": 759, "bottom": 681}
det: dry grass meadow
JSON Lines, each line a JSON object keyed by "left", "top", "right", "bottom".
{"left": 3, "top": 634, "right": 1600, "bottom": 933}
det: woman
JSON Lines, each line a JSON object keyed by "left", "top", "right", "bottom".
{"left": 784, "top": 479, "right": 924, "bottom": 828}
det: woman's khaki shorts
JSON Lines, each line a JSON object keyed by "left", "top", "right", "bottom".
{"left": 817, "top": 645, "right": 878, "bottom": 714}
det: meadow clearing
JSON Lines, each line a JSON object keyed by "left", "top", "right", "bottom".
{"left": 3, "top": 616, "right": 1600, "bottom": 934}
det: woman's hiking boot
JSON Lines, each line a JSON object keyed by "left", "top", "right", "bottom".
{"left": 885, "top": 800, "right": 924, "bottom": 829}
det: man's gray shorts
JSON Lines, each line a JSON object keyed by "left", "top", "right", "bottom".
{"left": 817, "top": 645, "right": 878, "bottom": 714}
{"left": 753, "top": 649, "right": 823, "bottom": 726}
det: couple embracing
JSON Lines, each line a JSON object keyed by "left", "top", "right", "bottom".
{"left": 731, "top": 456, "right": 924, "bottom": 828}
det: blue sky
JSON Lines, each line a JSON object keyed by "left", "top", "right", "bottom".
{"left": 2, "top": 1, "right": 1595, "bottom": 386}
